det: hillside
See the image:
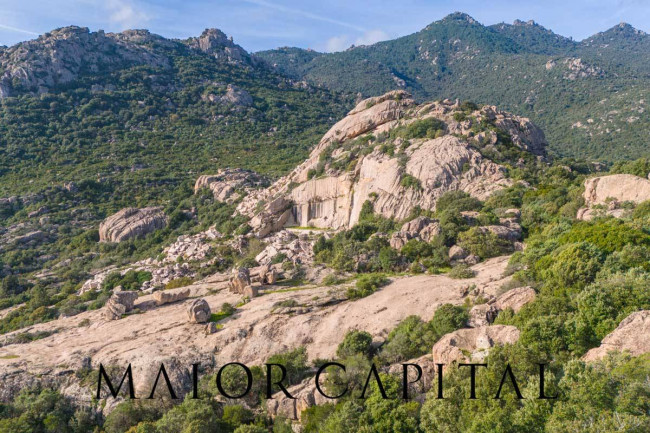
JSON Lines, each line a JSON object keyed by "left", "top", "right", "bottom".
{"left": 0, "top": 26, "right": 349, "bottom": 294}
{"left": 256, "top": 13, "right": 650, "bottom": 161}
{"left": 0, "top": 90, "right": 648, "bottom": 432}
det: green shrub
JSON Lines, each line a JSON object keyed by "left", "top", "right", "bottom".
{"left": 448, "top": 264, "right": 475, "bottom": 279}
{"left": 102, "top": 270, "right": 152, "bottom": 291}
{"left": 337, "top": 330, "right": 374, "bottom": 359}
{"left": 435, "top": 190, "right": 482, "bottom": 214}
{"left": 164, "top": 276, "right": 194, "bottom": 290}
{"left": 347, "top": 273, "right": 389, "bottom": 299}
{"left": 457, "top": 227, "right": 513, "bottom": 259}
{"left": 400, "top": 174, "right": 422, "bottom": 190}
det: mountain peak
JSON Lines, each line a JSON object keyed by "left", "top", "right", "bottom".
{"left": 513, "top": 19, "right": 536, "bottom": 27}
{"left": 603, "top": 21, "right": 647, "bottom": 36}
{"left": 440, "top": 12, "right": 479, "bottom": 25}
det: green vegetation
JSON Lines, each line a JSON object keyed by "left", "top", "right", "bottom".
{"left": 257, "top": 13, "right": 650, "bottom": 161}
{"left": 347, "top": 273, "right": 389, "bottom": 299}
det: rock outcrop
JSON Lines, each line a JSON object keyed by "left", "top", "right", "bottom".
{"left": 103, "top": 289, "right": 139, "bottom": 320}
{"left": 469, "top": 287, "right": 536, "bottom": 327}
{"left": 236, "top": 92, "right": 546, "bottom": 237}
{"left": 228, "top": 267, "right": 252, "bottom": 293}
{"left": 194, "top": 169, "right": 268, "bottom": 203}
{"left": 187, "top": 28, "right": 254, "bottom": 66}
{"left": 187, "top": 299, "right": 211, "bottom": 323}
{"left": 266, "top": 377, "right": 329, "bottom": 421}
{"left": 577, "top": 174, "right": 650, "bottom": 220}
{"left": 255, "top": 230, "right": 314, "bottom": 265}
{"left": 153, "top": 288, "right": 190, "bottom": 306}
{"left": 390, "top": 217, "right": 441, "bottom": 249}
{"left": 99, "top": 207, "right": 168, "bottom": 243}
{"left": 583, "top": 311, "right": 650, "bottom": 362}
{"left": 432, "top": 325, "right": 520, "bottom": 364}
{"left": 0, "top": 26, "right": 170, "bottom": 98}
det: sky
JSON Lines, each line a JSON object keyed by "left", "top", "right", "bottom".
{"left": 1, "top": 0, "right": 649, "bottom": 52}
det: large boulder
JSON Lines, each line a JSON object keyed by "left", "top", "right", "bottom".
{"left": 494, "top": 286, "right": 536, "bottom": 312}
{"left": 432, "top": 325, "right": 520, "bottom": 365}
{"left": 578, "top": 174, "right": 650, "bottom": 220}
{"left": 99, "top": 207, "right": 168, "bottom": 243}
{"left": 153, "top": 288, "right": 190, "bottom": 306}
{"left": 228, "top": 267, "right": 252, "bottom": 294}
{"left": 468, "top": 287, "right": 536, "bottom": 327}
{"left": 103, "top": 289, "right": 139, "bottom": 321}
{"left": 390, "top": 217, "right": 441, "bottom": 249}
{"left": 583, "top": 311, "right": 650, "bottom": 362}
{"left": 187, "top": 299, "right": 211, "bottom": 323}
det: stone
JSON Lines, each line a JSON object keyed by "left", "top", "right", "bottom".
{"left": 468, "top": 287, "right": 536, "bottom": 328}
{"left": 205, "top": 322, "right": 217, "bottom": 335}
{"left": 449, "top": 245, "right": 469, "bottom": 261}
{"left": 478, "top": 225, "right": 521, "bottom": 242}
{"left": 469, "top": 304, "right": 499, "bottom": 327}
{"left": 243, "top": 285, "right": 259, "bottom": 299}
{"left": 390, "top": 217, "right": 441, "bottom": 249}
{"left": 578, "top": 174, "right": 650, "bottom": 220}
{"left": 0, "top": 26, "right": 170, "bottom": 98}
{"left": 255, "top": 230, "right": 314, "bottom": 265}
{"left": 103, "top": 289, "right": 139, "bottom": 321}
{"left": 432, "top": 325, "right": 520, "bottom": 364}
{"left": 494, "top": 286, "right": 536, "bottom": 313}
{"left": 99, "top": 207, "right": 168, "bottom": 243}
{"left": 583, "top": 311, "right": 650, "bottom": 362}
{"left": 187, "top": 299, "right": 211, "bottom": 323}
{"left": 228, "top": 267, "right": 251, "bottom": 294}
{"left": 464, "top": 254, "right": 481, "bottom": 266}
{"left": 153, "top": 288, "right": 190, "bottom": 306}
{"left": 258, "top": 264, "right": 278, "bottom": 285}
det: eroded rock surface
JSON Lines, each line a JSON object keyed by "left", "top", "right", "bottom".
{"left": 194, "top": 169, "right": 268, "bottom": 203}
{"left": 432, "top": 325, "right": 520, "bottom": 364}
{"left": 583, "top": 311, "right": 650, "bottom": 362}
{"left": 103, "top": 289, "right": 139, "bottom": 321}
{"left": 99, "top": 207, "right": 168, "bottom": 243}
{"left": 153, "top": 288, "right": 190, "bottom": 306}
{"left": 187, "top": 299, "right": 211, "bottom": 323}
{"left": 578, "top": 174, "right": 650, "bottom": 220}
{"left": 236, "top": 92, "right": 546, "bottom": 237}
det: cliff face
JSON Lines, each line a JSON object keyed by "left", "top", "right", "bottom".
{"left": 238, "top": 90, "right": 547, "bottom": 235}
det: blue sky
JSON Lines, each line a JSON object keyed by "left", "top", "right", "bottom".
{"left": 1, "top": 0, "right": 649, "bottom": 52}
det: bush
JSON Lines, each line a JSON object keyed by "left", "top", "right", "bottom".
{"left": 400, "top": 118, "right": 446, "bottom": 139}
{"left": 429, "top": 304, "right": 468, "bottom": 336}
{"left": 266, "top": 346, "right": 309, "bottom": 386}
{"left": 457, "top": 227, "right": 513, "bottom": 259}
{"left": 102, "top": 270, "right": 152, "bottom": 291}
{"left": 448, "top": 264, "right": 475, "bottom": 279}
{"left": 400, "top": 174, "right": 422, "bottom": 190}
{"left": 337, "top": 330, "right": 374, "bottom": 359}
{"left": 537, "top": 242, "right": 605, "bottom": 292}
{"left": 164, "top": 276, "right": 194, "bottom": 290}
{"left": 382, "top": 305, "right": 468, "bottom": 363}
{"left": 436, "top": 190, "right": 482, "bottom": 214}
{"left": 347, "top": 274, "right": 389, "bottom": 299}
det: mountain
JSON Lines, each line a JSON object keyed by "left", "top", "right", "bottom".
{"left": 256, "top": 13, "right": 650, "bottom": 161}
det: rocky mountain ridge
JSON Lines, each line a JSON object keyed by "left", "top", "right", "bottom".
{"left": 236, "top": 90, "right": 545, "bottom": 235}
